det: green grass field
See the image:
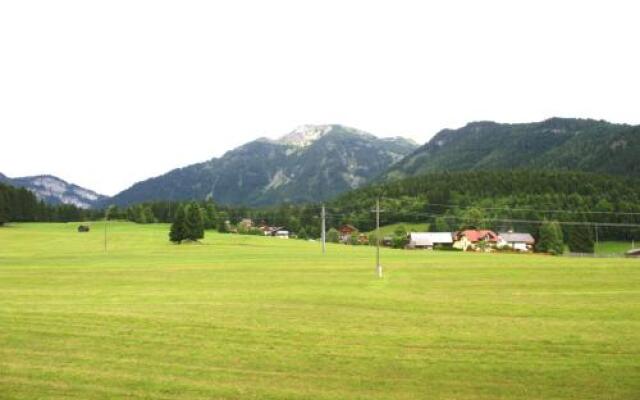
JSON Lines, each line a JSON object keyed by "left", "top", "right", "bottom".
{"left": 595, "top": 241, "right": 636, "bottom": 256}
{"left": 1, "top": 222, "right": 639, "bottom": 399}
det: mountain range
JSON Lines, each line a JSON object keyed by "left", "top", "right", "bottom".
{"left": 4, "top": 118, "right": 639, "bottom": 209}
{"left": 0, "top": 173, "right": 107, "bottom": 209}
{"left": 105, "top": 125, "right": 417, "bottom": 207}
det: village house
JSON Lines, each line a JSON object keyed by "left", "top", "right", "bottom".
{"left": 262, "top": 226, "right": 289, "bottom": 239}
{"left": 339, "top": 224, "right": 358, "bottom": 243}
{"left": 498, "top": 232, "right": 535, "bottom": 252}
{"left": 407, "top": 232, "right": 453, "bottom": 249}
{"left": 453, "top": 230, "right": 499, "bottom": 252}
{"left": 382, "top": 236, "right": 394, "bottom": 247}
{"left": 238, "top": 218, "right": 253, "bottom": 230}
{"left": 625, "top": 248, "right": 640, "bottom": 258}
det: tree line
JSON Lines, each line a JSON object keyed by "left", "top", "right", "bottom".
{"left": 3, "top": 170, "right": 639, "bottom": 254}
{"left": 0, "top": 183, "right": 91, "bottom": 225}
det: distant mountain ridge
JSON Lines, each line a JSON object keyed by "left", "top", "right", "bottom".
{"left": 105, "top": 124, "right": 418, "bottom": 207}
{"left": 0, "top": 173, "right": 107, "bottom": 209}
{"left": 8, "top": 118, "right": 639, "bottom": 209}
{"left": 383, "top": 117, "right": 640, "bottom": 180}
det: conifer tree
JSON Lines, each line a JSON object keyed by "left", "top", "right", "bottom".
{"left": 184, "top": 202, "right": 205, "bottom": 241}
{"left": 0, "top": 190, "right": 7, "bottom": 226}
{"left": 536, "top": 220, "right": 564, "bottom": 255}
{"left": 566, "top": 224, "right": 594, "bottom": 253}
{"left": 169, "top": 205, "right": 187, "bottom": 243}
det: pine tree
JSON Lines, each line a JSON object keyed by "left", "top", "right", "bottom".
{"left": 537, "top": 220, "right": 564, "bottom": 255}
{"left": 184, "top": 202, "right": 205, "bottom": 241}
{"left": 0, "top": 189, "right": 7, "bottom": 226}
{"left": 169, "top": 205, "right": 187, "bottom": 243}
{"left": 142, "top": 206, "right": 155, "bottom": 224}
{"left": 566, "top": 224, "right": 594, "bottom": 253}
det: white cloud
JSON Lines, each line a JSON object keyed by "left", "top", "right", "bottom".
{"left": 1, "top": 0, "right": 638, "bottom": 195}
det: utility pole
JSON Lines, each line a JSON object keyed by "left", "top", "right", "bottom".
{"left": 376, "top": 197, "right": 382, "bottom": 278}
{"left": 104, "top": 206, "right": 110, "bottom": 252}
{"left": 594, "top": 223, "right": 598, "bottom": 255}
{"left": 321, "top": 204, "right": 326, "bottom": 255}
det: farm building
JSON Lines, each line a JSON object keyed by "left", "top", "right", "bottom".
{"left": 625, "top": 248, "right": 640, "bottom": 258}
{"left": 407, "top": 232, "right": 453, "bottom": 249}
{"left": 382, "top": 236, "right": 393, "bottom": 247}
{"left": 453, "top": 230, "right": 499, "bottom": 252}
{"left": 339, "top": 225, "right": 358, "bottom": 243}
{"left": 263, "top": 226, "right": 290, "bottom": 239}
{"left": 498, "top": 232, "right": 535, "bottom": 252}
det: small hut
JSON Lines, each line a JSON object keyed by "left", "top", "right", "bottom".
{"left": 625, "top": 249, "right": 640, "bottom": 258}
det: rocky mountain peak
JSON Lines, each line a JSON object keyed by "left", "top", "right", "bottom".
{"left": 0, "top": 173, "right": 106, "bottom": 209}
{"left": 277, "top": 125, "right": 334, "bottom": 147}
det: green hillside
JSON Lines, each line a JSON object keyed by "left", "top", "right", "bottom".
{"left": 328, "top": 170, "right": 640, "bottom": 243}
{"left": 384, "top": 118, "right": 640, "bottom": 180}
{"left": 365, "top": 222, "right": 429, "bottom": 235}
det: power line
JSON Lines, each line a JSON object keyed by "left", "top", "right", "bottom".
{"left": 324, "top": 202, "right": 640, "bottom": 217}
{"left": 423, "top": 202, "right": 640, "bottom": 216}
{"left": 321, "top": 210, "right": 640, "bottom": 229}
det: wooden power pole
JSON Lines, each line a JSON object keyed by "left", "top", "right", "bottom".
{"left": 376, "top": 198, "right": 382, "bottom": 278}
{"left": 104, "top": 208, "right": 108, "bottom": 252}
{"left": 321, "top": 204, "right": 326, "bottom": 255}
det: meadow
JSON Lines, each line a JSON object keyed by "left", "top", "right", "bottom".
{"left": 594, "top": 241, "right": 636, "bottom": 257}
{"left": 0, "top": 222, "right": 639, "bottom": 399}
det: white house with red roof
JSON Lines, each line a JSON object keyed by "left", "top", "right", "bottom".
{"left": 453, "top": 230, "right": 500, "bottom": 251}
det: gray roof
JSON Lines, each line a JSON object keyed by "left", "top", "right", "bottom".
{"left": 409, "top": 232, "right": 453, "bottom": 246}
{"left": 498, "top": 232, "right": 535, "bottom": 244}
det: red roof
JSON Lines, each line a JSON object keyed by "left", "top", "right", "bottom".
{"left": 340, "top": 224, "right": 358, "bottom": 234}
{"left": 457, "top": 229, "right": 499, "bottom": 243}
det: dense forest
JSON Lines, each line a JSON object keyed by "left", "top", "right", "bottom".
{"left": 384, "top": 118, "right": 640, "bottom": 180}
{"left": 330, "top": 170, "right": 640, "bottom": 241}
{"left": 0, "top": 182, "right": 92, "bottom": 225}
{"left": 103, "top": 170, "right": 640, "bottom": 246}
{"left": 4, "top": 170, "right": 640, "bottom": 249}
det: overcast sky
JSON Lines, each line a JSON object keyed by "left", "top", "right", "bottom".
{"left": 1, "top": 1, "right": 639, "bottom": 195}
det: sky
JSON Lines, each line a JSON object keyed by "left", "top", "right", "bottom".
{"left": 1, "top": 0, "right": 639, "bottom": 196}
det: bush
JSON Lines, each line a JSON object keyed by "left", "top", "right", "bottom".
{"left": 368, "top": 232, "right": 378, "bottom": 246}
{"left": 297, "top": 227, "right": 308, "bottom": 240}
{"left": 326, "top": 228, "right": 339, "bottom": 243}
{"left": 390, "top": 224, "right": 409, "bottom": 248}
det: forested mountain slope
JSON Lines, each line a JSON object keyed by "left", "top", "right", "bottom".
{"left": 106, "top": 125, "right": 417, "bottom": 207}
{"left": 383, "top": 118, "right": 640, "bottom": 180}
{"left": 327, "top": 170, "right": 640, "bottom": 240}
